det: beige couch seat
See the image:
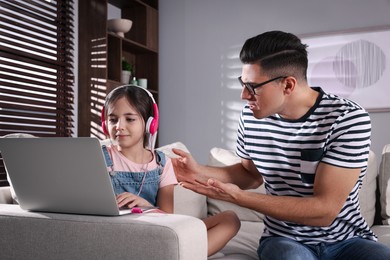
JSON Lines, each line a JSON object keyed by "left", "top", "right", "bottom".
{"left": 1, "top": 136, "right": 390, "bottom": 259}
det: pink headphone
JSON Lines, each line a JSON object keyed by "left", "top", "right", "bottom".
{"left": 101, "top": 85, "right": 159, "bottom": 136}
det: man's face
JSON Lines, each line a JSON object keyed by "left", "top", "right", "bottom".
{"left": 240, "top": 63, "right": 287, "bottom": 119}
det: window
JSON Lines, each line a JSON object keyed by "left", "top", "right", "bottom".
{"left": 0, "top": 0, "right": 75, "bottom": 186}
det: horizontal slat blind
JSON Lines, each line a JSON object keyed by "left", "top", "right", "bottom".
{"left": 0, "top": 0, "right": 75, "bottom": 186}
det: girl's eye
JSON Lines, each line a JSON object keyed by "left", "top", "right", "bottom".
{"left": 108, "top": 118, "right": 117, "bottom": 124}
{"left": 107, "top": 116, "right": 137, "bottom": 124}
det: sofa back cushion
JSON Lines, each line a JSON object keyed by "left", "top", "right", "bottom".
{"left": 207, "top": 147, "right": 378, "bottom": 226}
{"left": 156, "top": 142, "right": 208, "bottom": 219}
{"left": 0, "top": 186, "right": 13, "bottom": 204}
{"left": 206, "top": 147, "right": 264, "bottom": 222}
{"left": 2, "top": 133, "right": 37, "bottom": 204}
{"left": 358, "top": 150, "right": 378, "bottom": 227}
{"left": 379, "top": 144, "right": 390, "bottom": 225}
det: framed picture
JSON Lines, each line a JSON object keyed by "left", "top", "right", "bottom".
{"left": 301, "top": 26, "right": 390, "bottom": 112}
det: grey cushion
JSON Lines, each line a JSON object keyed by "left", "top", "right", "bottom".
{"left": 0, "top": 204, "right": 207, "bottom": 260}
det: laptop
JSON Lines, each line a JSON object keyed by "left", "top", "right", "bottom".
{"left": 0, "top": 137, "right": 153, "bottom": 216}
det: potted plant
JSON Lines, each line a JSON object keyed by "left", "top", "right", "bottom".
{"left": 121, "top": 58, "right": 132, "bottom": 84}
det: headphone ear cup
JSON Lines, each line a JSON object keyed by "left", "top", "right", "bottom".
{"left": 101, "top": 106, "right": 109, "bottom": 136}
{"left": 150, "top": 102, "right": 159, "bottom": 135}
{"left": 146, "top": 116, "right": 158, "bottom": 135}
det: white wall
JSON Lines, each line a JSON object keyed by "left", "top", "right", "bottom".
{"left": 159, "top": 0, "right": 390, "bottom": 163}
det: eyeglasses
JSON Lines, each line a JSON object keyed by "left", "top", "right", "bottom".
{"left": 238, "top": 76, "right": 287, "bottom": 96}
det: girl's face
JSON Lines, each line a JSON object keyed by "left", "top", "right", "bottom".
{"left": 107, "top": 96, "right": 145, "bottom": 150}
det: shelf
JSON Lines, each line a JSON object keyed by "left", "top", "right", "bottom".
{"left": 106, "top": 0, "right": 158, "bottom": 92}
{"left": 107, "top": 33, "right": 158, "bottom": 90}
{"left": 122, "top": 2, "right": 158, "bottom": 50}
{"left": 107, "top": 79, "right": 158, "bottom": 95}
{"left": 109, "top": 0, "right": 158, "bottom": 10}
{"left": 108, "top": 32, "right": 157, "bottom": 54}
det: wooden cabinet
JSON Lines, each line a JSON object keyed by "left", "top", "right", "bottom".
{"left": 78, "top": 0, "right": 159, "bottom": 137}
{"left": 107, "top": 0, "right": 158, "bottom": 95}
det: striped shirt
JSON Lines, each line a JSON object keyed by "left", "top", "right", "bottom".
{"left": 236, "top": 87, "right": 376, "bottom": 244}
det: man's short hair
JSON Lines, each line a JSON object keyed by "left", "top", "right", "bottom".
{"left": 239, "top": 31, "right": 308, "bottom": 80}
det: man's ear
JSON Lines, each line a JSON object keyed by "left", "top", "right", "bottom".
{"left": 283, "top": 76, "right": 297, "bottom": 95}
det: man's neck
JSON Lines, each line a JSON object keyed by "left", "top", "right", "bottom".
{"left": 279, "top": 85, "right": 319, "bottom": 120}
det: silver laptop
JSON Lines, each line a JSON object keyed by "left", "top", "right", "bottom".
{"left": 0, "top": 137, "right": 146, "bottom": 216}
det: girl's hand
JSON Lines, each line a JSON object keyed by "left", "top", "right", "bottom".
{"left": 116, "top": 192, "right": 153, "bottom": 209}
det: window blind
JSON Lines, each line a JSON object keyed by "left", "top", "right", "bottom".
{"left": 0, "top": 0, "right": 75, "bottom": 186}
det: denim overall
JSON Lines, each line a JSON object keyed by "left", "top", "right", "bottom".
{"left": 102, "top": 146, "right": 166, "bottom": 206}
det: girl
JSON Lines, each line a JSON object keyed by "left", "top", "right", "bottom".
{"left": 102, "top": 85, "right": 240, "bottom": 256}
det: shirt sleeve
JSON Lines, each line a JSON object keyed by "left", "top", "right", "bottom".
{"left": 159, "top": 157, "right": 178, "bottom": 188}
{"left": 236, "top": 108, "right": 251, "bottom": 160}
{"left": 322, "top": 108, "right": 371, "bottom": 168}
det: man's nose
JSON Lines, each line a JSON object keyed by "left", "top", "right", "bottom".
{"left": 241, "top": 86, "right": 252, "bottom": 100}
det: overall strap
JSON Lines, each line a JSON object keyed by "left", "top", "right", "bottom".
{"left": 101, "top": 145, "right": 114, "bottom": 168}
{"left": 155, "top": 150, "right": 167, "bottom": 168}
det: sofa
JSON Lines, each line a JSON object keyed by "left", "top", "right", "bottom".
{"left": 1, "top": 139, "right": 390, "bottom": 259}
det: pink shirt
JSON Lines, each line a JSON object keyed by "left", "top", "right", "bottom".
{"left": 106, "top": 145, "right": 178, "bottom": 188}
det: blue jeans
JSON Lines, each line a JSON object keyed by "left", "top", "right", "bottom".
{"left": 258, "top": 236, "right": 390, "bottom": 260}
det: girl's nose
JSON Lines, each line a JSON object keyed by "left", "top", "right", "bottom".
{"left": 115, "top": 118, "right": 124, "bottom": 130}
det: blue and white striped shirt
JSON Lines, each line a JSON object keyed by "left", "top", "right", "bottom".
{"left": 236, "top": 87, "right": 376, "bottom": 244}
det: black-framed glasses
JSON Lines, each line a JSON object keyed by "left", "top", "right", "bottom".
{"left": 238, "top": 76, "right": 287, "bottom": 96}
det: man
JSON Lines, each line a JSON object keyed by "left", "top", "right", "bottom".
{"left": 172, "top": 31, "right": 390, "bottom": 259}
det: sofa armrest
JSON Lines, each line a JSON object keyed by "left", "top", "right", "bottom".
{"left": 0, "top": 204, "right": 207, "bottom": 260}
{"left": 0, "top": 186, "right": 12, "bottom": 204}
